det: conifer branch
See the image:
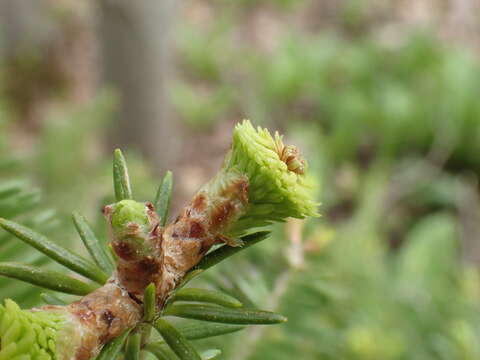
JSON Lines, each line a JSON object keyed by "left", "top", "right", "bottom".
{"left": 0, "top": 121, "right": 318, "bottom": 360}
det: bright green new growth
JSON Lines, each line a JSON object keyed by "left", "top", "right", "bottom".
{"left": 224, "top": 120, "right": 319, "bottom": 234}
{"left": 110, "top": 200, "right": 150, "bottom": 234}
{"left": 0, "top": 299, "right": 66, "bottom": 360}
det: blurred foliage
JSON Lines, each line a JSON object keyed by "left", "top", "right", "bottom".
{"left": 172, "top": 1, "right": 480, "bottom": 359}
{"left": 175, "top": 25, "right": 480, "bottom": 170}
{"left": 0, "top": 105, "right": 63, "bottom": 307}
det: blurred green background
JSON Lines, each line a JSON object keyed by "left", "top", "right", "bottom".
{"left": 1, "top": 0, "right": 480, "bottom": 359}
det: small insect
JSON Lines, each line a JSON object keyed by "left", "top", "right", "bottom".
{"left": 274, "top": 132, "right": 306, "bottom": 175}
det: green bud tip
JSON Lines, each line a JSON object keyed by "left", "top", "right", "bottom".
{"left": 107, "top": 200, "right": 159, "bottom": 262}
{"left": 223, "top": 120, "right": 320, "bottom": 235}
{"left": 0, "top": 299, "right": 70, "bottom": 360}
{"left": 110, "top": 200, "right": 151, "bottom": 234}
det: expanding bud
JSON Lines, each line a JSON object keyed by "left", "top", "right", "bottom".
{"left": 104, "top": 200, "right": 161, "bottom": 297}
{"left": 0, "top": 299, "right": 76, "bottom": 360}
{"left": 223, "top": 120, "right": 319, "bottom": 236}
{"left": 156, "top": 120, "right": 319, "bottom": 301}
{"left": 109, "top": 200, "right": 152, "bottom": 236}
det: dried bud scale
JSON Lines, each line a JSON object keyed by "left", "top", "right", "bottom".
{"left": 64, "top": 282, "right": 142, "bottom": 359}
{"left": 158, "top": 169, "right": 250, "bottom": 302}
